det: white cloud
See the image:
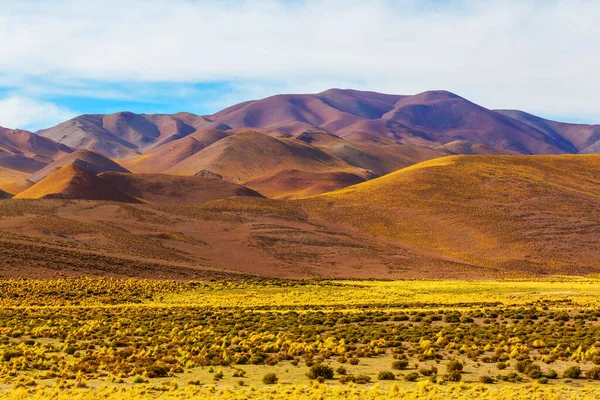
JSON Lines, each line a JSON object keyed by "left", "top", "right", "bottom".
{"left": 1, "top": 0, "right": 600, "bottom": 121}
{"left": 0, "top": 97, "right": 76, "bottom": 131}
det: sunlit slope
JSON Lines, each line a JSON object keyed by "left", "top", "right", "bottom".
{"left": 302, "top": 154, "right": 600, "bottom": 275}
{"left": 15, "top": 164, "right": 139, "bottom": 202}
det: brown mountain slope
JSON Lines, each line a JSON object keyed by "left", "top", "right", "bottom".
{"left": 15, "top": 165, "right": 139, "bottom": 202}
{"left": 29, "top": 149, "right": 130, "bottom": 183}
{"left": 99, "top": 172, "right": 263, "bottom": 205}
{"left": 166, "top": 131, "right": 365, "bottom": 182}
{"left": 436, "top": 140, "right": 518, "bottom": 155}
{"left": 121, "top": 129, "right": 229, "bottom": 173}
{"left": 301, "top": 154, "right": 600, "bottom": 276}
{"left": 495, "top": 110, "right": 600, "bottom": 153}
{"left": 203, "top": 89, "right": 577, "bottom": 155}
{"left": 36, "top": 112, "right": 206, "bottom": 159}
{"left": 0, "top": 127, "right": 72, "bottom": 173}
{"left": 205, "top": 89, "right": 403, "bottom": 135}
{"left": 294, "top": 131, "right": 403, "bottom": 176}
{"left": 0, "top": 196, "right": 477, "bottom": 280}
{"left": 244, "top": 169, "right": 367, "bottom": 199}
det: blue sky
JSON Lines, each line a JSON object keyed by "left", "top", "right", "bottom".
{"left": 1, "top": 0, "right": 599, "bottom": 131}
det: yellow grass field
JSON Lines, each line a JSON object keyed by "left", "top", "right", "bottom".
{"left": 2, "top": 278, "right": 600, "bottom": 399}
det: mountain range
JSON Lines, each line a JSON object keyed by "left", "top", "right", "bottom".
{"left": 1, "top": 89, "right": 600, "bottom": 279}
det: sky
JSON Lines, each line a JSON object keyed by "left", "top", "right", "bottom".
{"left": 1, "top": 0, "right": 599, "bottom": 131}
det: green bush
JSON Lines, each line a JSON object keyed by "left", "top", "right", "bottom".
{"left": 339, "top": 374, "right": 371, "bottom": 384}
{"left": 262, "top": 373, "right": 278, "bottom": 384}
{"left": 446, "top": 360, "right": 463, "bottom": 373}
{"left": 546, "top": 369, "right": 558, "bottom": 379}
{"left": 585, "top": 367, "right": 600, "bottom": 380}
{"left": 419, "top": 366, "right": 438, "bottom": 376}
{"left": 479, "top": 375, "right": 495, "bottom": 384}
{"left": 404, "top": 372, "right": 419, "bottom": 382}
{"left": 515, "top": 360, "right": 531, "bottom": 373}
{"left": 336, "top": 366, "right": 347, "bottom": 375}
{"left": 145, "top": 364, "right": 169, "bottom": 378}
{"left": 563, "top": 366, "right": 581, "bottom": 379}
{"left": 446, "top": 371, "right": 462, "bottom": 382}
{"left": 525, "top": 364, "right": 542, "bottom": 379}
{"left": 377, "top": 371, "right": 395, "bottom": 380}
{"left": 392, "top": 360, "right": 409, "bottom": 370}
{"left": 307, "top": 364, "right": 334, "bottom": 380}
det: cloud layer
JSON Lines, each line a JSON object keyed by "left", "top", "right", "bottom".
{"left": 0, "top": 97, "right": 75, "bottom": 131}
{"left": 1, "top": 0, "right": 599, "bottom": 128}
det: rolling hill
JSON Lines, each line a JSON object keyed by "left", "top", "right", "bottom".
{"left": 29, "top": 149, "right": 130, "bottom": 183}
{"left": 244, "top": 169, "right": 367, "bottom": 199}
{"left": 3, "top": 153, "right": 600, "bottom": 279}
{"left": 121, "top": 129, "right": 230, "bottom": 173}
{"left": 301, "top": 154, "right": 600, "bottom": 276}
{"left": 15, "top": 164, "right": 139, "bottom": 202}
{"left": 99, "top": 172, "right": 263, "bottom": 205}
{"left": 165, "top": 130, "right": 367, "bottom": 182}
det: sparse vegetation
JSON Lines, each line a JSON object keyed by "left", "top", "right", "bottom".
{"left": 0, "top": 278, "right": 595, "bottom": 398}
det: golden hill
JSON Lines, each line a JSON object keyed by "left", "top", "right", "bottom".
{"left": 302, "top": 154, "right": 600, "bottom": 276}
{"left": 99, "top": 172, "right": 263, "bottom": 205}
{"left": 15, "top": 164, "right": 139, "bottom": 203}
{"left": 0, "top": 167, "right": 32, "bottom": 195}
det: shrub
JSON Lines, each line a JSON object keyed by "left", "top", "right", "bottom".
{"left": 446, "top": 371, "right": 462, "bottom": 382}
{"left": 377, "top": 371, "right": 395, "bottom": 380}
{"left": 336, "top": 366, "right": 347, "bottom": 375}
{"left": 132, "top": 375, "right": 145, "bottom": 384}
{"left": 546, "top": 369, "right": 558, "bottom": 379}
{"left": 404, "top": 372, "right": 419, "bottom": 382}
{"left": 392, "top": 360, "right": 409, "bottom": 370}
{"left": 446, "top": 360, "right": 463, "bottom": 373}
{"left": 538, "top": 377, "right": 549, "bottom": 384}
{"left": 419, "top": 366, "right": 438, "bottom": 376}
{"left": 339, "top": 374, "right": 371, "bottom": 384}
{"left": 515, "top": 360, "right": 532, "bottom": 373}
{"left": 563, "top": 366, "right": 581, "bottom": 379}
{"left": 525, "top": 364, "right": 542, "bottom": 379}
{"left": 585, "top": 367, "right": 600, "bottom": 380}
{"left": 262, "top": 373, "right": 278, "bottom": 384}
{"left": 496, "top": 362, "right": 507, "bottom": 370}
{"left": 146, "top": 364, "right": 169, "bottom": 378}
{"left": 307, "top": 364, "right": 334, "bottom": 380}
{"left": 2, "top": 350, "right": 23, "bottom": 362}
{"left": 349, "top": 358, "right": 359, "bottom": 365}
{"left": 480, "top": 375, "right": 495, "bottom": 384}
